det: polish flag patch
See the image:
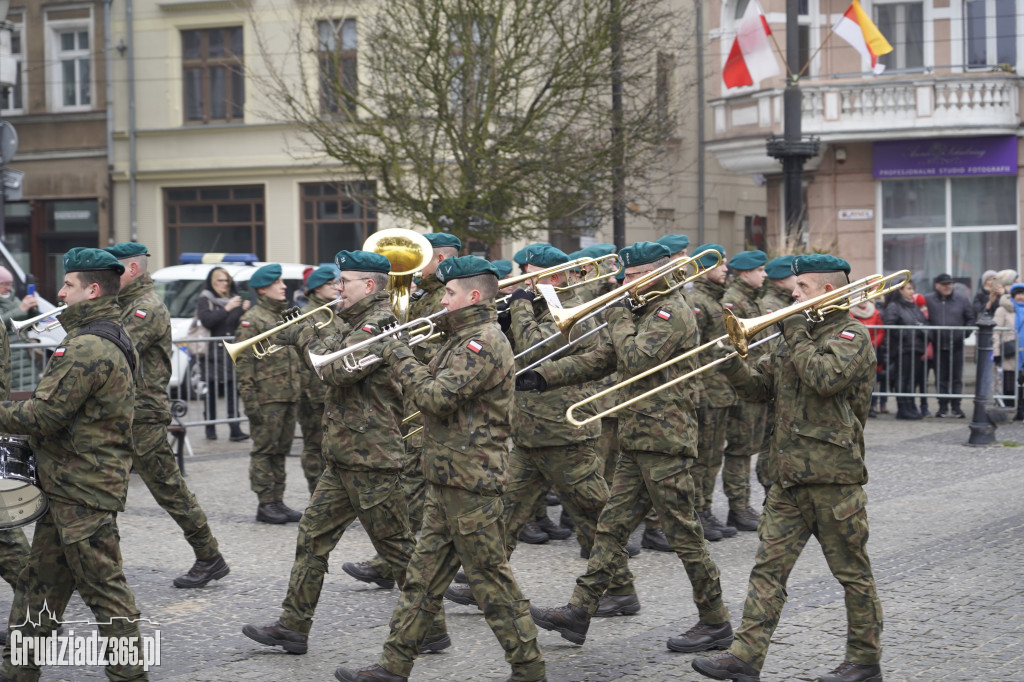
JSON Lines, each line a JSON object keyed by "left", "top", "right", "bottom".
{"left": 134, "top": 310, "right": 147, "bottom": 318}
{"left": 693, "top": 307, "right": 702, "bottom": 314}
{"left": 467, "top": 340, "right": 483, "bottom": 353}
{"left": 240, "top": 321, "right": 251, "bottom": 327}
{"left": 840, "top": 330, "right": 856, "bottom": 340}
{"left": 54, "top": 348, "right": 66, "bottom": 357}
{"left": 724, "top": 303, "right": 734, "bottom": 309}
{"left": 362, "top": 325, "right": 375, "bottom": 333}
{"left": 656, "top": 310, "right": 672, "bottom": 320}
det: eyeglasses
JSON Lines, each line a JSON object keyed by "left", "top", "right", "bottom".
{"left": 338, "top": 277, "right": 369, "bottom": 289}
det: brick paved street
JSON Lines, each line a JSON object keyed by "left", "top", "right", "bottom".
{"left": 4, "top": 407, "right": 1023, "bottom": 681}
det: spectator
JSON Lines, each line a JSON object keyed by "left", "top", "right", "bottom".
{"left": 0, "top": 267, "right": 38, "bottom": 330}
{"left": 883, "top": 282, "right": 928, "bottom": 420}
{"left": 997, "top": 269, "right": 1018, "bottom": 294}
{"left": 196, "top": 267, "right": 250, "bottom": 441}
{"left": 924, "top": 273, "right": 976, "bottom": 418}
{"left": 1009, "top": 284, "right": 1024, "bottom": 420}
{"left": 914, "top": 293, "right": 932, "bottom": 416}
{"left": 993, "top": 287, "right": 1018, "bottom": 410}
{"left": 850, "top": 299, "right": 885, "bottom": 417}
{"left": 973, "top": 269, "right": 1001, "bottom": 318}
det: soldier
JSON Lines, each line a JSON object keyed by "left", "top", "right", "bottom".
{"left": 720, "top": 250, "right": 769, "bottom": 532}
{"left": 444, "top": 244, "right": 610, "bottom": 610}
{"left": 295, "top": 265, "right": 343, "bottom": 494}
{"left": 342, "top": 232, "right": 461, "bottom": 590}
{"left": 525, "top": 241, "right": 733, "bottom": 654}
{"left": 336, "top": 256, "right": 546, "bottom": 682}
{"left": 0, "top": 247, "right": 148, "bottom": 680}
{"left": 688, "top": 244, "right": 739, "bottom": 542}
{"left": 693, "top": 254, "right": 884, "bottom": 682}
{"left": 755, "top": 255, "right": 796, "bottom": 495}
{"left": 105, "top": 242, "right": 229, "bottom": 588}
{"left": 243, "top": 250, "right": 448, "bottom": 656}
{"left": 235, "top": 263, "right": 303, "bottom": 524}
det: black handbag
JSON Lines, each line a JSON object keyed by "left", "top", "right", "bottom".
{"left": 1001, "top": 338, "right": 1017, "bottom": 359}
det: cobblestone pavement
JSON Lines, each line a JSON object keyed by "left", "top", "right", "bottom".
{"left": 4, "top": 403, "right": 1023, "bottom": 681}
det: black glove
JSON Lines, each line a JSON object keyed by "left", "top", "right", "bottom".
{"left": 509, "top": 288, "right": 535, "bottom": 304}
{"left": 282, "top": 306, "right": 302, "bottom": 321}
{"left": 274, "top": 320, "right": 304, "bottom": 347}
{"left": 498, "top": 309, "right": 512, "bottom": 334}
{"left": 515, "top": 370, "right": 547, "bottom": 392}
{"left": 245, "top": 405, "right": 264, "bottom": 427}
{"left": 604, "top": 297, "right": 630, "bottom": 312}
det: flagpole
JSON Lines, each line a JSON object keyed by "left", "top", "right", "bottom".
{"left": 798, "top": 23, "right": 837, "bottom": 78}
{"left": 766, "top": 28, "right": 794, "bottom": 78}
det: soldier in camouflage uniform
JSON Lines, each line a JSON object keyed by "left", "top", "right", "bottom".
{"left": 295, "top": 266, "right": 344, "bottom": 494}
{"left": 105, "top": 242, "right": 229, "bottom": 589}
{"left": 343, "top": 232, "right": 461, "bottom": 590}
{"left": 693, "top": 254, "right": 884, "bottom": 682}
{"left": 0, "top": 247, "right": 148, "bottom": 681}
{"left": 336, "top": 256, "right": 546, "bottom": 682}
{"left": 243, "top": 251, "right": 448, "bottom": 656}
{"left": 0, "top": 316, "right": 29, "bottom": 648}
{"left": 527, "top": 241, "right": 732, "bottom": 654}
{"left": 754, "top": 255, "right": 796, "bottom": 495}
{"left": 234, "top": 264, "right": 303, "bottom": 524}
{"left": 721, "top": 250, "right": 769, "bottom": 532}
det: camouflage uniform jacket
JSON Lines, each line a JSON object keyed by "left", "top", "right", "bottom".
{"left": 759, "top": 281, "right": 794, "bottom": 354}
{"left": 0, "top": 321, "right": 9, "bottom": 399}
{"left": 0, "top": 297, "right": 135, "bottom": 511}
{"left": 235, "top": 294, "right": 301, "bottom": 406}
{"left": 391, "top": 302, "right": 513, "bottom": 495}
{"left": 507, "top": 290, "right": 602, "bottom": 447}
{"left": 300, "top": 293, "right": 348, "bottom": 404}
{"left": 301, "top": 291, "right": 404, "bottom": 471}
{"left": 724, "top": 277, "right": 771, "bottom": 360}
{"left": 536, "top": 289, "right": 699, "bottom": 456}
{"left": 117, "top": 274, "right": 172, "bottom": 424}
{"left": 722, "top": 310, "right": 875, "bottom": 486}
{"left": 690, "top": 278, "right": 737, "bottom": 409}
{"left": 409, "top": 274, "right": 446, "bottom": 363}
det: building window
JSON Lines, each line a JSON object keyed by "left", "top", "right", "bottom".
{"left": 879, "top": 176, "right": 1018, "bottom": 293}
{"left": 182, "top": 27, "right": 245, "bottom": 124}
{"left": 1, "top": 17, "right": 24, "bottom": 114}
{"left": 46, "top": 16, "right": 93, "bottom": 112}
{"left": 744, "top": 215, "right": 766, "bottom": 251}
{"left": 301, "top": 182, "right": 377, "bottom": 265}
{"left": 318, "top": 19, "right": 357, "bottom": 115}
{"left": 875, "top": 3, "right": 924, "bottom": 71}
{"left": 164, "top": 186, "right": 265, "bottom": 261}
{"left": 964, "top": 0, "right": 1016, "bottom": 68}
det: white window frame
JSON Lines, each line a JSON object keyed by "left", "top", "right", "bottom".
{"left": 1, "top": 16, "right": 25, "bottom": 116}
{"left": 46, "top": 15, "right": 94, "bottom": 113}
{"left": 962, "top": 0, "right": 1017, "bottom": 70}
{"left": 872, "top": 0, "right": 932, "bottom": 73}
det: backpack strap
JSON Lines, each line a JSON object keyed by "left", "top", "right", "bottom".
{"left": 79, "top": 320, "right": 137, "bottom": 376}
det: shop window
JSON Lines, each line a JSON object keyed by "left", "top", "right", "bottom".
{"left": 164, "top": 185, "right": 265, "bottom": 261}
{"left": 301, "top": 182, "right": 376, "bottom": 264}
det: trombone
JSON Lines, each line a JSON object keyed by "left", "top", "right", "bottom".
{"left": 495, "top": 254, "right": 618, "bottom": 304}
{"left": 12, "top": 306, "right": 67, "bottom": 335}
{"left": 307, "top": 309, "right": 449, "bottom": 379}
{"left": 223, "top": 301, "right": 338, "bottom": 363}
{"left": 563, "top": 270, "right": 911, "bottom": 428}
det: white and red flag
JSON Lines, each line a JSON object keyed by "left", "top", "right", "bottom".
{"left": 722, "top": 0, "right": 781, "bottom": 89}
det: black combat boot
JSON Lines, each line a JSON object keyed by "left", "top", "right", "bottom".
{"left": 692, "top": 652, "right": 761, "bottom": 681}
{"left": 594, "top": 593, "right": 640, "bottom": 617}
{"left": 274, "top": 501, "right": 303, "bottom": 522}
{"left": 535, "top": 514, "right": 573, "bottom": 540}
{"left": 698, "top": 510, "right": 724, "bottom": 541}
{"left": 667, "top": 620, "right": 734, "bottom": 653}
{"left": 579, "top": 540, "right": 640, "bottom": 559}
{"left": 815, "top": 662, "right": 883, "bottom": 682}
{"left": 641, "top": 526, "right": 672, "bottom": 552}
{"left": 443, "top": 584, "right": 481, "bottom": 609}
{"left": 702, "top": 509, "right": 738, "bottom": 538}
{"left": 341, "top": 561, "right": 396, "bottom": 589}
{"left": 727, "top": 507, "right": 760, "bottom": 532}
{"left": 173, "top": 553, "right": 230, "bottom": 588}
{"left": 518, "top": 520, "right": 550, "bottom": 544}
{"left": 256, "top": 502, "right": 288, "bottom": 524}
{"left": 530, "top": 603, "right": 591, "bottom": 644}
{"left": 559, "top": 509, "right": 575, "bottom": 530}
{"left": 242, "top": 621, "right": 308, "bottom": 654}
{"left": 334, "top": 664, "right": 408, "bottom": 682}
{"left": 418, "top": 631, "right": 452, "bottom": 654}
{"left": 454, "top": 569, "right": 468, "bottom": 584}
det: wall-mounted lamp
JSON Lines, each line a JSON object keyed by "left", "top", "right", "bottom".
{"left": 835, "top": 147, "right": 847, "bottom": 164}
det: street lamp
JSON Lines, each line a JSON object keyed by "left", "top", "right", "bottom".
{"left": 0, "top": 0, "right": 13, "bottom": 244}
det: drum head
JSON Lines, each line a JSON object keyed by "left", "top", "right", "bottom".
{"left": 0, "top": 480, "right": 48, "bottom": 529}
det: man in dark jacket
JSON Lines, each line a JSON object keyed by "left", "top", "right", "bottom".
{"left": 924, "top": 273, "right": 976, "bottom": 418}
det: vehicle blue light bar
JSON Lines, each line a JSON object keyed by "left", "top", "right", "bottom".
{"left": 179, "top": 252, "right": 259, "bottom": 265}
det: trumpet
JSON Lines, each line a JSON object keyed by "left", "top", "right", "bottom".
{"left": 223, "top": 301, "right": 337, "bottom": 363}
{"left": 12, "top": 306, "right": 68, "bottom": 335}
{"left": 564, "top": 270, "right": 911, "bottom": 428}
{"left": 307, "top": 309, "right": 448, "bottom": 379}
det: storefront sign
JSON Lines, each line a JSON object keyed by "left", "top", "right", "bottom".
{"left": 838, "top": 209, "right": 873, "bottom": 221}
{"left": 873, "top": 136, "right": 1017, "bottom": 178}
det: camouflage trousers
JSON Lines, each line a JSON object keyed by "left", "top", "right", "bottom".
{"left": 369, "top": 443, "right": 426, "bottom": 580}
{"left": 380, "top": 484, "right": 545, "bottom": 682}
{"left": 296, "top": 397, "right": 326, "bottom": 495}
{"left": 0, "top": 528, "right": 29, "bottom": 587}
{"left": 502, "top": 440, "right": 608, "bottom": 555}
{"left": 570, "top": 450, "right": 729, "bottom": 625}
{"left": 730, "top": 483, "right": 883, "bottom": 670}
{"left": 693, "top": 405, "right": 728, "bottom": 511}
{"left": 248, "top": 402, "right": 297, "bottom": 503}
{"left": 131, "top": 420, "right": 218, "bottom": 560}
{"left": 724, "top": 401, "right": 767, "bottom": 509}
{"left": 2, "top": 502, "right": 147, "bottom": 681}
{"left": 278, "top": 464, "right": 429, "bottom": 636}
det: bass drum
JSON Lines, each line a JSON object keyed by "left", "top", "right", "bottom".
{"left": 0, "top": 436, "right": 48, "bottom": 529}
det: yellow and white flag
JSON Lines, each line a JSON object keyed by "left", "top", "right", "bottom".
{"left": 833, "top": 0, "right": 894, "bottom": 74}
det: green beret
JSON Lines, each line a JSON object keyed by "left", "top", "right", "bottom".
{"left": 424, "top": 232, "right": 462, "bottom": 250}
{"left": 524, "top": 244, "right": 570, "bottom": 269}
{"left": 730, "top": 249, "right": 767, "bottom": 272}
{"left": 437, "top": 255, "right": 502, "bottom": 282}
{"left": 63, "top": 247, "right": 125, "bottom": 276}
{"left": 579, "top": 243, "right": 617, "bottom": 259}
{"left": 249, "top": 263, "right": 283, "bottom": 289}
{"left": 792, "top": 254, "right": 851, "bottom": 275}
{"left": 491, "top": 259, "right": 514, "bottom": 278}
{"left": 656, "top": 234, "right": 690, "bottom": 254}
{"left": 334, "top": 250, "right": 391, "bottom": 274}
{"left": 765, "top": 255, "right": 795, "bottom": 280}
{"left": 305, "top": 264, "right": 338, "bottom": 292}
{"left": 615, "top": 266, "right": 625, "bottom": 282}
{"left": 104, "top": 242, "right": 149, "bottom": 260}
{"left": 618, "top": 241, "right": 670, "bottom": 268}
{"left": 513, "top": 246, "right": 530, "bottom": 265}
{"left": 692, "top": 243, "right": 725, "bottom": 269}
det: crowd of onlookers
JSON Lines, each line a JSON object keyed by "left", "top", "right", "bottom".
{"left": 855, "top": 269, "right": 1024, "bottom": 421}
